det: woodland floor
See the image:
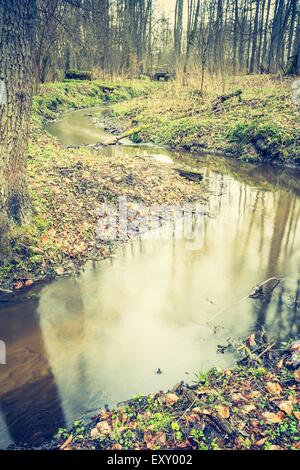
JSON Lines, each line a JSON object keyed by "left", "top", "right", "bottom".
{"left": 36, "top": 335, "right": 300, "bottom": 451}
{"left": 1, "top": 78, "right": 299, "bottom": 451}
{"left": 0, "top": 80, "right": 206, "bottom": 291}
{"left": 1, "top": 75, "right": 299, "bottom": 291}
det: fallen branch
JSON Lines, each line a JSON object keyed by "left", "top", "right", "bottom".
{"left": 102, "top": 125, "right": 149, "bottom": 146}
{"left": 212, "top": 89, "right": 242, "bottom": 111}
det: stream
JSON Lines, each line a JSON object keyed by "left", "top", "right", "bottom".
{"left": 0, "top": 106, "right": 299, "bottom": 448}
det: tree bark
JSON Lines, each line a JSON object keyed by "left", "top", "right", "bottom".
{"left": 249, "top": 0, "right": 260, "bottom": 73}
{"left": 0, "top": 0, "right": 36, "bottom": 246}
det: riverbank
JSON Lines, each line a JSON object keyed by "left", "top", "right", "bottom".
{"left": 41, "top": 336, "right": 300, "bottom": 451}
{"left": 0, "top": 80, "right": 206, "bottom": 291}
{"left": 109, "top": 75, "right": 300, "bottom": 166}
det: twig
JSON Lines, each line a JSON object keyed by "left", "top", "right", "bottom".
{"left": 255, "top": 342, "right": 276, "bottom": 360}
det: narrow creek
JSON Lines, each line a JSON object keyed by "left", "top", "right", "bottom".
{"left": 0, "top": 106, "right": 299, "bottom": 448}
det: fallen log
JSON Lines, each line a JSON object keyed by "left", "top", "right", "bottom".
{"left": 176, "top": 169, "right": 203, "bottom": 182}
{"left": 102, "top": 125, "right": 149, "bottom": 146}
{"left": 248, "top": 277, "right": 281, "bottom": 299}
{"left": 212, "top": 89, "right": 242, "bottom": 110}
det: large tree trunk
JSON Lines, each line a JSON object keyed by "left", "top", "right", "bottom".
{"left": 0, "top": 0, "right": 36, "bottom": 246}
{"left": 249, "top": 0, "right": 260, "bottom": 73}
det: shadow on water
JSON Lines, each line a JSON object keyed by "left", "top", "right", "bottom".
{"left": 0, "top": 106, "right": 299, "bottom": 448}
{"left": 0, "top": 299, "right": 66, "bottom": 448}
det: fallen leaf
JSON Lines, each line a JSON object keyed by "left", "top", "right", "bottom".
{"left": 255, "top": 437, "right": 268, "bottom": 446}
{"left": 14, "top": 282, "right": 23, "bottom": 290}
{"left": 97, "top": 421, "right": 112, "bottom": 434}
{"left": 164, "top": 393, "right": 180, "bottom": 405}
{"left": 277, "top": 358, "right": 284, "bottom": 369}
{"left": 25, "top": 279, "right": 34, "bottom": 287}
{"left": 269, "top": 445, "right": 283, "bottom": 450}
{"left": 99, "top": 410, "right": 111, "bottom": 420}
{"left": 110, "top": 444, "right": 122, "bottom": 450}
{"left": 60, "top": 434, "right": 73, "bottom": 450}
{"left": 187, "top": 413, "right": 201, "bottom": 423}
{"left": 290, "top": 340, "right": 300, "bottom": 352}
{"left": 216, "top": 405, "right": 230, "bottom": 419}
{"left": 99, "top": 247, "right": 107, "bottom": 257}
{"left": 90, "top": 427, "right": 100, "bottom": 439}
{"left": 242, "top": 404, "right": 256, "bottom": 414}
{"left": 197, "top": 387, "right": 218, "bottom": 396}
{"left": 294, "top": 370, "right": 300, "bottom": 383}
{"left": 41, "top": 234, "right": 49, "bottom": 244}
{"left": 293, "top": 411, "right": 300, "bottom": 420}
{"left": 266, "top": 382, "right": 283, "bottom": 396}
{"left": 144, "top": 431, "right": 166, "bottom": 450}
{"left": 250, "top": 418, "right": 260, "bottom": 427}
{"left": 247, "top": 390, "right": 261, "bottom": 399}
{"left": 262, "top": 411, "right": 284, "bottom": 424}
{"left": 90, "top": 420, "right": 111, "bottom": 438}
{"left": 177, "top": 439, "right": 191, "bottom": 449}
{"left": 56, "top": 267, "right": 65, "bottom": 276}
{"left": 231, "top": 392, "right": 248, "bottom": 403}
{"left": 200, "top": 408, "right": 211, "bottom": 415}
{"left": 246, "top": 334, "right": 256, "bottom": 347}
{"left": 277, "top": 400, "right": 293, "bottom": 415}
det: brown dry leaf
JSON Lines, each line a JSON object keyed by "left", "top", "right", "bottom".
{"left": 128, "top": 421, "right": 138, "bottom": 429}
{"left": 41, "top": 234, "right": 49, "bottom": 244}
{"left": 96, "top": 421, "right": 111, "bottom": 435}
{"left": 262, "top": 411, "right": 284, "bottom": 424}
{"left": 177, "top": 439, "right": 191, "bottom": 449}
{"left": 277, "top": 358, "right": 284, "bottom": 369}
{"left": 99, "top": 410, "right": 111, "bottom": 421}
{"left": 25, "top": 279, "right": 34, "bottom": 287}
{"left": 242, "top": 404, "right": 256, "bottom": 414}
{"left": 56, "top": 267, "right": 65, "bottom": 276}
{"left": 255, "top": 437, "right": 268, "bottom": 446}
{"left": 201, "top": 409, "right": 211, "bottom": 415}
{"left": 90, "top": 427, "right": 100, "bottom": 439}
{"left": 197, "top": 387, "right": 217, "bottom": 396}
{"left": 144, "top": 431, "right": 166, "bottom": 450}
{"left": 277, "top": 400, "right": 293, "bottom": 415}
{"left": 187, "top": 413, "right": 201, "bottom": 423}
{"left": 248, "top": 390, "right": 261, "bottom": 399}
{"left": 269, "top": 445, "right": 284, "bottom": 450}
{"left": 294, "top": 370, "right": 300, "bottom": 383}
{"left": 293, "top": 411, "right": 300, "bottom": 420}
{"left": 110, "top": 443, "right": 122, "bottom": 450}
{"left": 266, "top": 382, "right": 283, "bottom": 396}
{"left": 224, "top": 369, "right": 232, "bottom": 376}
{"left": 250, "top": 419, "right": 260, "bottom": 427}
{"left": 192, "top": 407, "right": 201, "bottom": 413}
{"left": 14, "top": 281, "right": 23, "bottom": 290}
{"left": 216, "top": 405, "right": 230, "bottom": 419}
{"left": 246, "top": 334, "right": 256, "bottom": 347}
{"left": 290, "top": 341, "right": 300, "bottom": 352}
{"left": 164, "top": 393, "right": 180, "bottom": 405}
{"left": 60, "top": 434, "right": 73, "bottom": 450}
{"left": 231, "top": 392, "right": 248, "bottom": 403}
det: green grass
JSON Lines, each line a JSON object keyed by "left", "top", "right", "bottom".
{"left": 31, "top": 79, "right": 155, "bottom": 126}
{"left": 110, "top": 75, "right": 300, "bottom": 165}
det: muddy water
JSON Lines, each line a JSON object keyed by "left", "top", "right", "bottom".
{"left": 0, "top": 106, "right": 299, "bottom": 448}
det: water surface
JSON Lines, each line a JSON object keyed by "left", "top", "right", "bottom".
{"left": 0, "top": 106, "right": 299, "bottom": 448}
